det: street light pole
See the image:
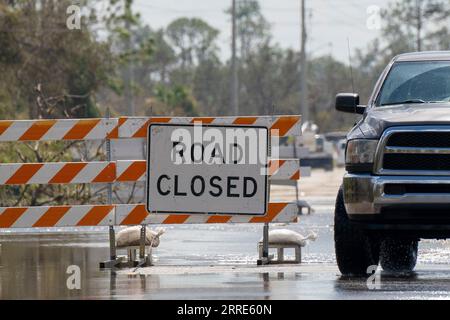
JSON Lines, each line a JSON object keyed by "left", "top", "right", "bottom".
{"left": 231, "top": 0, "right": 239, "bottom": 115}
{"left": 299, "top": 0, "right": 308, "bottom": 123}
{"left": 416, "top": 0, "right": 422, "bottom": 51}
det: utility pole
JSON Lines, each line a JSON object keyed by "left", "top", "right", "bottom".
{"left": 299, "top": 0, "right": 308, "bottom": 123}
{"left": 416, "top": 0, "right": 422, "bottom": 51}
{"left": 124, "top": 1, "right": 135, "bottom": 116}
{"left": 231, "top": 0, "right": 239, "bottom": 115}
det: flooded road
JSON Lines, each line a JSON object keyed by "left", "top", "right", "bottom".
{"left": 2, "top": 169, "right": 450, "bottom": 299}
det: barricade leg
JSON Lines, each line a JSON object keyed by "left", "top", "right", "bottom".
{"left": 99, "top": 107, "right": 121, "bottom": 269}
{"left": 293, "top": 136, "right": 301, "bottom": 215}
{"left": 139, "top": 225, "right": 146, "bottom": 259}
{"left": 109, "top": 225, "right": 116, "bottom": 260}
{"left": 295, "top": 246, "right": 302, "bottom": 263}
{"left": 99, "top": 225, "right": 121, "bottom": 269}
{"left": 277, "top": 248, "right": 284, "bottom": 262}
{"left": 257, "top": 223, "right": 271, "bottom": 265}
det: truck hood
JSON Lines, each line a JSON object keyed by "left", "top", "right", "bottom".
{"left": 350, "top": 103, "right": 450, "bottom": 139}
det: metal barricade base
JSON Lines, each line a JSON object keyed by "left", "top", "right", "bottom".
{"left": 257, "top": 242, "right": 302, "bottom": 264}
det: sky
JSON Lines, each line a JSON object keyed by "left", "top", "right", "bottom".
{"left": 133, "top": 0, "right": 393, "bottom": 62}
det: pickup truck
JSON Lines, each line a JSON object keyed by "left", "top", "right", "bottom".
{"left": 335, "top": 51, "right": 450, "bottom": 275}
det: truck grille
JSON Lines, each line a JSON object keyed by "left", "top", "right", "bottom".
{"left": 376, "top": 127, "right": 450, "bottom": 175}
{"left": 383, "top": 153, "right": 450, "bottom": 171}
{"left": 387, "top": 132, "right": 450, "bottom": 148}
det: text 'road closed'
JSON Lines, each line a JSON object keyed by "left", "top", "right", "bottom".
{"left": 146, "top": 124, "right": 268, "bottom": 215}
{"left": 156, "top": 175, "right": 258, "bottom": 198}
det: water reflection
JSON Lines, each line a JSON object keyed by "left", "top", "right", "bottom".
{"left": 0, "top": 234, "right": 108, "bottom": 299}
{"left": 4, "top": 231, "right": 450, "bottom": 299}
{"left": 333, "top": 270, "right": 450, "bottom": 295}
{"left": 0, "top": 232, "right": 296, "bottom": 299}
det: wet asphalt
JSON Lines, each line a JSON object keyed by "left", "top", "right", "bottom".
{"left": 2, "top": 193, "right": 450, "bottom": 299}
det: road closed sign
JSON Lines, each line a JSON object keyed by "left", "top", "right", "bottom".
{"left": 146, "top": 123, "right": 269, "bottom": 215}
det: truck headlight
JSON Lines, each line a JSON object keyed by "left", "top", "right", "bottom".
{"left": 345, "top": 139, "right": 378, "bottom": 172}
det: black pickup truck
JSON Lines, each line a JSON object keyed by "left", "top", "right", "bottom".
{"left": 335, "top": 51, "right": 450, "bottom": 275}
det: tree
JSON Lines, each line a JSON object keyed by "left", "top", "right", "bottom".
{"left": 354, "top": 0, "right": 450, "bottom": 104}
{"left": 144, "top": 28, "right": 176, "bottom": 84}
{"left": 381, "top": 0, "right": 450, "bottom": 52}
{"left": 240, "top": 44, "right": 298, "bottom": 115}
{"left": 166, "top": 18, "right": 219, "bottom": 75}
{"left": 0, "top": 0, "right": 116, "bottom": 206}
{"left": 148, "top": 84, "right": 199, "bottom": 117}
{"left": 164, "top": 18, "right": 222, "bottom": 114}
{"left": 103, "top": 0, "right": 155, "bottom": 116}
{"left": 308, "top": 56, "right": 359, "bottom": 131}
{"left": 0, "top": 0, "right": 114, "bottom": 119}
{"left": 227, "top": 0, "right": 270, "bottom": 61}
{"left": 192, "top": 57, "right": 229, "bottom": 115}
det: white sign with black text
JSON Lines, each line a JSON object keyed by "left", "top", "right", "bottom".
{"left": 146, "top": 123, "right": 269, "bottom": 215}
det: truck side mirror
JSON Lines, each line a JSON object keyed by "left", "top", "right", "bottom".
{"left": 335, "top": 93, "right": 365, "bottom": 114}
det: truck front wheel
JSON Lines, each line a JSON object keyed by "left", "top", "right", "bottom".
{"left": 380, "top": 237, "right": 418, "bottom": 273}
{"left": 334, "top": 187, "right": 380, "bottom": 276}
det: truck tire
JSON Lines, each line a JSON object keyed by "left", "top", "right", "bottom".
{"left": 380, "top": 237, "right": 418, "bottom": 273}
{"left": 334, "top": 187, "right": 380, "bottom": 276}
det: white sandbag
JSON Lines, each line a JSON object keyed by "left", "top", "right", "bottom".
{"left": 116, "top": 226, "right": 165, "bottom": 248}
{"left": 260, "top": 229, "right": 317, "bottom": 247}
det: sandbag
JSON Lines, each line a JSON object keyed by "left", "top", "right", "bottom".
{"left": 260, "top": 229, "right": 317, "bottom": 247}
{"left": 116, "top": 226, "right": 165, "bottom": 248}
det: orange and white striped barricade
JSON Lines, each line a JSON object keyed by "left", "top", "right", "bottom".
{"left": 116, "top": 115, "right": 301, "bottom": 138}
{"left": 0, "top": 118, "right": 118, "bottom": 141}
{"left": 0, "top": 115, "right": 302, "bottom": 266}
{"left": 0, "top": 205, "right": 114, "bottom": 228}
{"left": 0, "top": 159, "right": 299, "bottom": 185}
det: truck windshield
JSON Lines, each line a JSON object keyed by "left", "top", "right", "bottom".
{"left": 377, "top": 61, "right": 450, "bottom": 106}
